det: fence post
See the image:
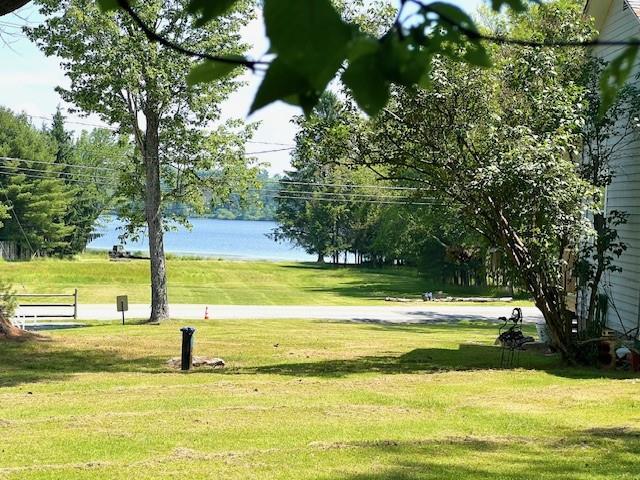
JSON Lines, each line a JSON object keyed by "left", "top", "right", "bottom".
{"left": 73, "top": 289, "right": 78, "bottom": 320}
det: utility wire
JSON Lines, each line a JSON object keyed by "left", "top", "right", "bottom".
{"left": 245, "top": 147, "right": 294, "bottom": 155}
{"left": 0, "top": 167, "right": 436, "bottom": 205}
{"left": 0, "top": 169, "right": 113, "bottom": 188}
{"left": 27, "top": 114, "right": 118, "bottom": 132}
{"left": 0, "top": 164, "right": 118, "bottom": 182}
{"left": 0, "top": 156, "right": 120, "bottom": 172}
{"left": 0, "top": 170, "right": 436, "bottom": 206}
{"left": 258, "top": 188, "right": 428, "bottom": 200}
{"left": 266, "top": 180, "right": 419, "bottom": 191}
{"left": 0, "top": 157, "right": 421, "bottom": 192}
{"left": 0, "top": 168, "right": 425, "bottom": 202}
{"left": 27, "top": 113, "right": 294, "bottom": 147}
{"left": 0, "top": 167, "right": 422, "bottom": 199}
{"left": 246, "top": 140, "right": 295, "bottom": 147}
{"left": 272, "top": 194, "right": 441, "bottom": 206}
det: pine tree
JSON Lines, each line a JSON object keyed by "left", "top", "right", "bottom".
{"left": 0, "top": 107, "right": 74, "bottom": 256}
{"left": 47, "top": 110, "right": 126, "bottom": 255}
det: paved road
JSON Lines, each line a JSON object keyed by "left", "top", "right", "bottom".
{"left": 16, "top": 303, "right": 543, "bottom": 324}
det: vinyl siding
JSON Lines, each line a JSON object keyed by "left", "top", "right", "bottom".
{"left": 594, "top": 0, "right": 640, "bottom": 334}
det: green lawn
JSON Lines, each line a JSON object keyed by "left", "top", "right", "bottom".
{"left": 0, "top": 254, "right": 524, "bottom": 305}
{"left": 1, "top": 319, "right": 638, "bottom": 479}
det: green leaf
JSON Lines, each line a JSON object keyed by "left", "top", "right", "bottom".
{"left": 378, "top": 35, "right": 432, "bottom": 87}
{"left": 347, "top": 35, "right": 379, "bottom": 62}
{"left": 186, "top": 59, "right": 241, "bottom": 86}
{"left": 425, "top": 2, "right": 479, "bottom": 35}
{"left": 187, "top": 0, "right": 239, "bottom": 27}
{"left": 263, "top": 0, "right": 353, "bottom": 96}
{"left": 342, "top": 53, "right": 390, "bottom": 116}
{"left": 97, "top": 0, "right": 119, "bottom": 12}
{"left": 490, "top": 0, "right": 538, "bottom": 12}
{"left": 464, "top": 42, "right": 492, "bottom": 68}
{"left": 599, "top": 44, "right": 639, "bottom": 117}
{"left": 251, "top": 58, "right": 316, "bottom": 114}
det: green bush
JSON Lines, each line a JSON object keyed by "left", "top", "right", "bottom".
{"left": 0, "top": 281, "right": 17, "bottom": 320}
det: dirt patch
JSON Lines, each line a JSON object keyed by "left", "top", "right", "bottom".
{"left": 166, "top": 356, "right": 225, "bottom": 369}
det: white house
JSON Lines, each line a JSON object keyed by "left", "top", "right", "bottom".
{"left": 585, "top": 0, "right": 640, "bottom": 335}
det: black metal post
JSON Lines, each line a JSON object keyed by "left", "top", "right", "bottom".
{"left": 180, "top": 327, "right": 196, "bottom": 371}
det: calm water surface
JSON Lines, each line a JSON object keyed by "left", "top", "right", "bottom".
{"left": 87, "top": 217, "right": 315, "bottom": 262}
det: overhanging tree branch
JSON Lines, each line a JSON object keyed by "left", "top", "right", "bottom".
{"left": 116, "top": 0, "right": 268, "bottom": 71}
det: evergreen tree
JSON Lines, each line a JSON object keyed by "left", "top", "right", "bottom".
{"left": 46, "top": 109, "right": 129, "bottom": 255}
{"left": 49, "top": 107, "right": 73, "bottom": 169}
{"left": 0, "top": 107, "right": 74, "bottom": 256}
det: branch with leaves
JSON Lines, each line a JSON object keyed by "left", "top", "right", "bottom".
{"left": 97, "top": 0, "right": 640, "bottom": 118}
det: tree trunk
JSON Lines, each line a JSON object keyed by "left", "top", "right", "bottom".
{"left": 491, "top": 204, "right": 575, "bottom": 361}
{"left": 585, "top": 214, "right": 606, "bottom": 329}
{"left": 316, "top": 253, "right": 325, "bottom": 263}
{"left": 0, "top": 314, "right": 22, "bottom": 338}
{"left": 144, "top": 111, "right": 169, "bottom": 322}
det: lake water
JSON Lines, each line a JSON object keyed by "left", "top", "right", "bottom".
{"left": 87, "top": 217, "right": 316, "bottom": 262}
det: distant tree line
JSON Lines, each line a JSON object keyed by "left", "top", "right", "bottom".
{"left": 164, "top": 170, "right": 281, "bottom": 222}
{"left": 270, "top": 93, "right": 497, "bottom": 287}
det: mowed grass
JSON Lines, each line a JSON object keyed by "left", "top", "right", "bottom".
{"left": 1, "top": 319, "right": 639, "bottom": 479}
{"left": 0, "top": 254, "right": 523, "bottom": 305}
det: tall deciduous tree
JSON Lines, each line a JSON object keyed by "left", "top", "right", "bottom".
{"left": 357, "top": 2, "right": 599, "bottom": 360}
{"left": 29, "top": 0, "right": 254, "bottom": 321}
{"left": 272, "top": 93, "right": 360, "bottom": 263}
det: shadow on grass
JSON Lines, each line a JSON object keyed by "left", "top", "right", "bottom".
{"left": 2, "top": 320, "right": 634, "bottom": 388}
{"left": 0, "top": 339, "right": 166, "bottom": 388}
{"left": 249, "top": 343, "right": 636, "bottom": 381}
{"left": 280, "top": 263, "right": 509, "bottom": 301}
{"left": 321, "top": 427, "right": 640, "bottom": 479}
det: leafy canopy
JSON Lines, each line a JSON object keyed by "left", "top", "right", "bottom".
{"left": 99, "top": 0, "right": 631, "bottom": 117}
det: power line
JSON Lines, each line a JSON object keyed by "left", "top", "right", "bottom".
{"left": 0, "top": 157, "right": 120, "bottom": 173}
{"left": 0, "top": 167, "right": 425, "bottom": 201}
{"left": 246, "top": 140, "right": 295, "bottom": 147}
{"left": 258, "top": 188, "right": 428, "bottom": 201}
{"left": 0, "top": 169, "right": 423, "bottom": 201}
{"left": 272, "top": 194, "right": 441, "bottom": 206}
{"left": 0, "top": 157, "right": 422, "bottom": 192}
{"left": 26, "top": 113, "right": 294, "bottom": 149}
{"left": 0, "top": 21, "right": 25, "bottom": 28}
{"left": 0, "top": 169, "right": 113, "bottom": 188}
{"left": 265, "top": 180, "right": 419, "bottom": 191}
{"left": 28, "top": 114, "right": 119, "bottom": 132}
{"left": 0, "top": 164, "right": 118, "bottom": 181}
{"left": 244, "top": 147, "right": 294, "bottom": 155}
{"left": 0, "top": 170, "right": 437, "bottom": 206}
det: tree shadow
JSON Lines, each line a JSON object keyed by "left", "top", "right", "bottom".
{"left": 280, "top": 263, "right": 501, "bottom": 301}
{"left": 248, "top": 343, "right": 636, "bottom": 380}
{"left": 320, "top": 427, "right": 640, "bottom": 479}
{"left": 0, "top": 339, "right": 167, "bottom": 388}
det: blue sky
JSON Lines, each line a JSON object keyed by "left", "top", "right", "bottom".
{"left": 0, "top": 0, "right": 483, "bottom": 173}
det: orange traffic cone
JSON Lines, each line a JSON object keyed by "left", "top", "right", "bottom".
{"left": 204, "top": 306, "right": 209, "bottom": 320}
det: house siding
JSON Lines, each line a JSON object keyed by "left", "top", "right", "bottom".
{"left": 593, "top": 0, "right": 640, "bottom": 334}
